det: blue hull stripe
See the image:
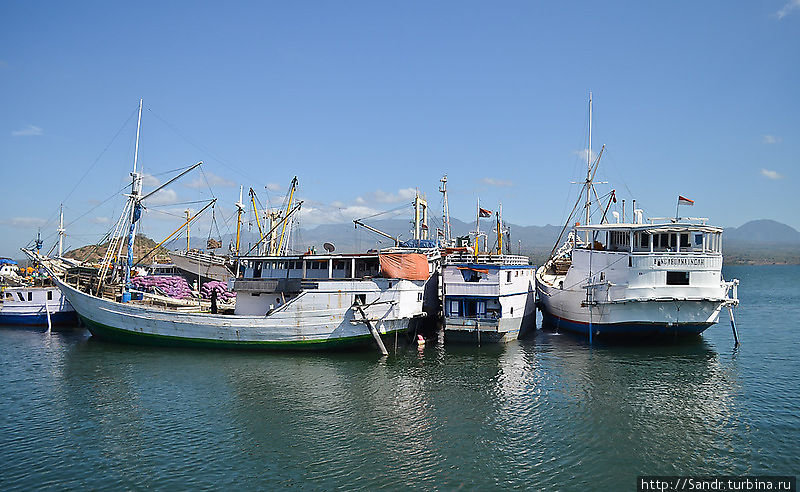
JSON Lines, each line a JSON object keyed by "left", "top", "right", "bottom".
{"left": 0, "top": 311, "right": 78, "bottom": 326}
{"left": 540, "top": 308, "right": 711, "bottom": 337}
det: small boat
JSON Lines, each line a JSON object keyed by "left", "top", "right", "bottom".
{"left": 441, "top": 203, "right": 536, "bottom": 343}
{"left": 535, "top": 94, "right": 739, "bottom": 341}
{"left": 168, "top": 249, "right": 234, "bottom": 283}
{"left": 0, "top": 258, "right": 21, "bottom": 281}
{"left": 0, "top": 209, "right": 78, "bottom": 327}
{"left": 0, "top": 284, "right": 77, "bottom": 326}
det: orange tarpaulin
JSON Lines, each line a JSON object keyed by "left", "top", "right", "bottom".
{"left": 379, "top": 253, "right": 429, "bottom": 281}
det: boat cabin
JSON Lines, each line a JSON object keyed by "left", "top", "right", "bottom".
{"left": 237, "top": 254, "right": 383, "bottom": 280}
{"left": 574, "top": 222, "right": 723, "bottom": 255}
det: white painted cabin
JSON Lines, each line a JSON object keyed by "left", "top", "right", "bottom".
{"left": 442, "top": 252, "right": 536, "bottom": 343}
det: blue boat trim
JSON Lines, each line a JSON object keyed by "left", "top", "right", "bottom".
{"left": 539, "top": 308, "right": 712, "bottom": 337}
{"left": 0, "top": 311, "right": 78, "bottom": 326}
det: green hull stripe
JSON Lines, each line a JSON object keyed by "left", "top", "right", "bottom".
{"left": 80, "top": 315, "right": 405, "bottom": 351}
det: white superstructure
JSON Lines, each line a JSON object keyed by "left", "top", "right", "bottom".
{"left": 443, "top": 252, "right": 536, "bottom": 343}
{"left": 536, "top": 220, "right": 739, "bottom": 339}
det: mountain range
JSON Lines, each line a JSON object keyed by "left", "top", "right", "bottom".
{"left": 176, "top": 218, "right": 800, "bottom": 266}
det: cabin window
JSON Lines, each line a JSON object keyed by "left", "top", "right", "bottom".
{"left": 660, "top": 233, "right": 669, "bottom": 249}
{"left": 462, "top": 270, "right": 481, "bottom": 282}
{"left": 47, "top": 291, "right": 53, "bottom": 300}
{"left": 666, "top": 271, "right": 690, "bottom": 285}
{"left": 476, "top": 301, "right": 486, "bottom": 315}
{"left": 17, "top": 292, "right": 25, "bottom": 301}
{"left": 28, "top": 292, "right": 32, "bottom": 301}
{"left": 641, "top": 233, "right": 650, "bottom": 248}
{"left": 253, "top": 261, "right": 263, "bottom": 278}
{"left": 680, "top": 234, "right": 690, "bottom": 248}
{"left": 5, "top": 293, "right": 11, "bottom": 299}
{"left": 507, "top": 271, "right": 512, "bottom": 282}
{"left": 694, "top": 234, "right": 703, "bottom": 246}
{"left": 450, "top": 300, "right": 460, "bottom": 315}
{"left": 355, "top": 294, "right": 367, "bottom": 306}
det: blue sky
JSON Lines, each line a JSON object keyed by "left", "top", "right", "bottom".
{"left": 1, "top": 1, "right": 798, "bottom": 256}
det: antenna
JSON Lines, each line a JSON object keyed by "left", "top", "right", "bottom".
{"left": 323, "top": 242, "right": 335, "bottom": 253}
{"left": 439, "top": 175, "right": 451, "bottom": 245}
{"left": 57, "top": 204, "right": 65, "bottom": 258}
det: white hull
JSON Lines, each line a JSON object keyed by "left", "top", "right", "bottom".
{"left": 54, "top": 276, "right": 424, "bottom": 349}
{"left": 536, "top": 271, "right": 725, "bottom": 335}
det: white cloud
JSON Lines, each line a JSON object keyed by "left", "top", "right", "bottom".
{"left": 357, "top": 188, "right": 416, "bottom": 205}
{"left": 146, "top": 188, "right": 179, "bottom": 206}
{"left": 142, "top": 173, "right": 161, "bottom": 187}
{"left": 0, "top": 217, "right": 47, "bottom": 228}
{"left": 90, "top": 216, "right": 111, "bottom": 225}
{"left": 572, "top": 148, "right": 598, "bottom": 163}
{"left": 762, "top": 135, "right": 781, "bottom": 144}
{"left": 184, "top": 171, "right": 236, "bottom": 189}
{"left": 299, "top": 203, "right": 382, "bottom": 225}
{"left": 266, "top": 182, "right": 283, "bottom": 192}
{"left": 480, "top": 177, "right": 514, "bottom": 187}
{"left": 760, "top": 168, "right": 784, "bottom": 180}
{"left": 11, "top": 125, "right": 43, "bottom": 137}
{"left": 777, "top": 0, "right": 800, "bottom": 19}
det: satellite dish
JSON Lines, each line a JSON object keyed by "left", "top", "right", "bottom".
{"left": 323, "top": 242, "right": 335, "bottom": 253}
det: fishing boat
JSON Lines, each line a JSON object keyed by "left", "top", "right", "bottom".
{"left": 535, "top": 94, "right": 740, "bottom": 341}
{"left": 0, "top": 283, "right": 76, "bottom": 326}
{"left": 0, "top": 209, "right": 79, "bottom": 327}
{"left": 441, "top": 204, "right": 535, "bottom": 343}
{"left": 55, "top": 250, "right": 428, "bottom": 351}
{"left": 52, "top": 100, "right": 428, "bottom": 352}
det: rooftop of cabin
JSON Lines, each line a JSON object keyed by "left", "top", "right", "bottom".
{"left": 575, "top": 219, "right": 722, "bottom": 234}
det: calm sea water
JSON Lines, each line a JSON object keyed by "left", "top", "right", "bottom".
{"left": 1, "top": 265, "right": 797, "bottom": 490}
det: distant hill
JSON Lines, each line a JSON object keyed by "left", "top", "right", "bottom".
{"left": 64, "top": 234, "right": 171, "bottom": 265}
{"left": 174, "top": 217, "right": 800, "bottom": 266}
{"left": 723, "top": 219, "right": 800, "bottom": 244}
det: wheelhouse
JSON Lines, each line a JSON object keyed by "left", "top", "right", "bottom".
{"left": 574, "top": 223, "right": 723, "bottom": 255}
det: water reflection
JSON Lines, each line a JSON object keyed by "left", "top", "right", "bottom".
{"left": 9, "top": 318, "right": 769, "bottom": 490}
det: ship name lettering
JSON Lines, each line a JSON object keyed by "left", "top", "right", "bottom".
{"left": 653, "top": 257, "right": 704, "bottom": 267}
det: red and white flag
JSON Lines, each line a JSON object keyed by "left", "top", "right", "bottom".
{"left": 478, "top": 207, "right": 492, "bottom": 218}
{"left": 678, "top": 195, "right": 694, "bottom": 206}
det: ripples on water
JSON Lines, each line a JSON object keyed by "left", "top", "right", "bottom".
{"left": 0, "top": 266, "right": 798, "bottom": 490}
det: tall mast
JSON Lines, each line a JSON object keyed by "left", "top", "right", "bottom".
{"left": 439, "top": 175, "right": 451, "bottom": 245}
{"left": 132, "top": 99, "right": 142, "bottom": 188}
{"left": 277, "top": 176, "right": 298, "bottom": 255}
{"left": 496, "top": 204, "right": 503, "bottom": 255}
{"left": 122, "top": 99, "right": 144, "bottom": 303}
{"left": 57, "top": 204, "right": 65, "bottom": 258}
{"left": 413, "top": 190, "right": 428, "bottom": 241}
{"left": 476, "top": 197, "right": 480, "bottom": 253}
{"left": 185, "top": 209, "right": 191, "bottom": 251}
{"left": 235, "top": 185, "right": 244, "bottom": 256}
{"left": 586, "top": 91, "right": 592, "bottom": 228}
